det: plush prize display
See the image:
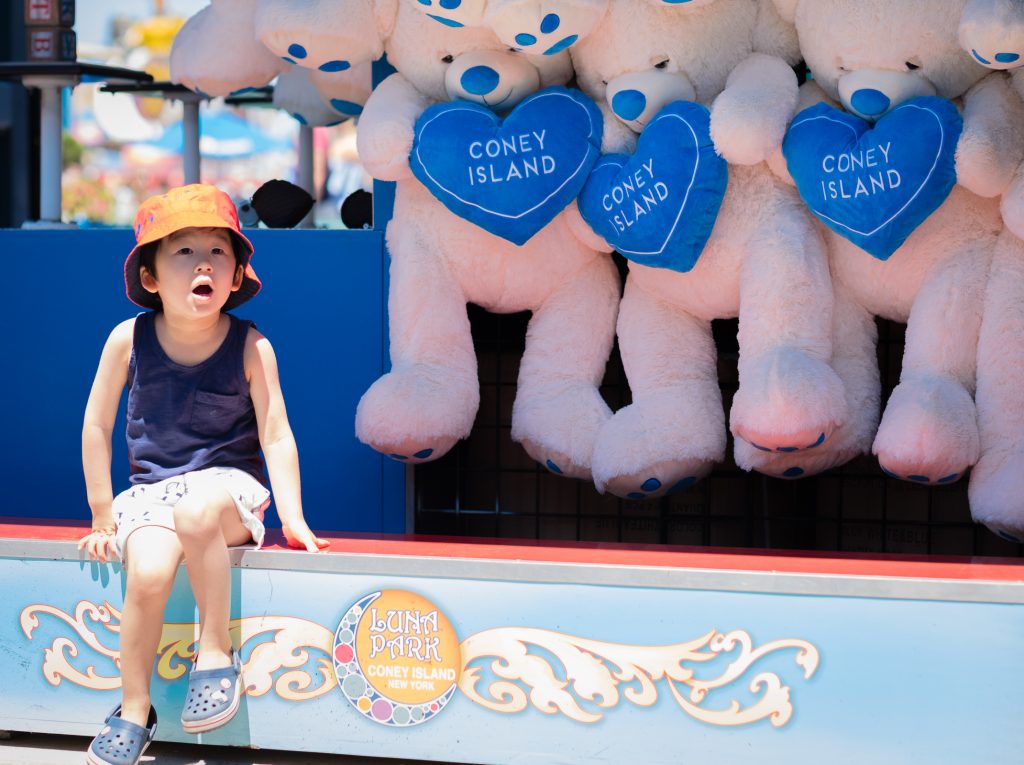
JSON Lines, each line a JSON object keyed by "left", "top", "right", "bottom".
{"left": 352, "top": 3, "right": 621, "bottom": 478}
{"left": 570, "top": 0, "right": 844, "bottom": 499}
{"left": 757, "top": 0, "right": 1022, "bottom": 489}
{"left": 958, "top": 0, "right": 1024, "bottom": 541}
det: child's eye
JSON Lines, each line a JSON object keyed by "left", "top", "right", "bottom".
{"left": 177, "top": 247, "right": 193, "bottom": 255}
{"left": 212, "top": 247, "right": 226, "bottom": 255}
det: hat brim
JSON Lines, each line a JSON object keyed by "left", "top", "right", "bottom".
{"left": 124, "top": 228, "right": 259, "bottom": 311}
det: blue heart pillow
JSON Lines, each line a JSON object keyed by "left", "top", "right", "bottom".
{"left": 410, "top": 86, "right": 603, "bottom": 246}
{"left": 783, "top": 96, "right": 963, "bottom": 260}
{"left": 577, "top": 101, "right": 728, "bottom": 273}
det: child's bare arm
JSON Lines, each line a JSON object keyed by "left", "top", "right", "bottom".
{"left": 246, "top": 328, "right": 328, "bottom": 553}
{"left": 79, "top": 318, "right": 134, "bottom": 562}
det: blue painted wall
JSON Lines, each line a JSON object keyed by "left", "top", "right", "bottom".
{"left": 0, "top": 228, "right": 405, "bottom": 533}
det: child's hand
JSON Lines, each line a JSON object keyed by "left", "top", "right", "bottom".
{"left": 78, "top": 526, "right": 118, "bottom": 563}
{"left": 282, "top": 521, "right": 330, "bottom": 553}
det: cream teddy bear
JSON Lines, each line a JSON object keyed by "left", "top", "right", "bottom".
{"left": 958, "top": 0, "right": 1024, "bottom": 540}
{"left": 346, "top": 2, "right": 621, "bottom": 477}
{"left": 570, "top": 0, "right": 844, "bottom": 499}
{"left": 755, "top": 0, "right": 1021, "bottom": 489}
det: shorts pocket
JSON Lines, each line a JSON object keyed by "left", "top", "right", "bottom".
{"left": 191, "top": 390, "right": 249, "bottom": 436}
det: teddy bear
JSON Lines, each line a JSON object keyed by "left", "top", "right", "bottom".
{"left": 752, "top": 0, "right": 1022, "bottom": 490}
{"left": 568, "top": 0, "right": 846, "bottom": 499}
{"left": 957, "top": 0, "right": 1024, "bottom": 540}
{"left": 170, "top": 0, "right": 288, "bottom": 97}
{"left": 337, "top": 2, "right": 622, "bottom": 478}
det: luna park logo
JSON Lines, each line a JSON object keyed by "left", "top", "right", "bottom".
{"left": 333, "top": 590, "right": 461, "bottom": 726}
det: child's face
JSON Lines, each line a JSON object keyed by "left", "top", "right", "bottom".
{"left": 141, "top": 227, "right": 243, "bottom": 316}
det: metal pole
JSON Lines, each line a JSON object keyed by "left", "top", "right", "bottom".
{"left": 297, "top": 123, "right": 315, "bottom": 228}
{"left": 38, "top": 85, "right": 63, "bottom": 223}
{"left": 182, "top": 97, "right": 201, "bottom": 184}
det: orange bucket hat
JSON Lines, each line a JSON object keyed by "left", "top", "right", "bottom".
{"left": 124, "top": 184, "right": 260, "bottom": 310}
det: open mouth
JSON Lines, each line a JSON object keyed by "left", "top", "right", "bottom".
{"left": 192, "top": 284, "right": 213, "bottom": 297}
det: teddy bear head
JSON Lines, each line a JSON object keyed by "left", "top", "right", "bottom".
{"left": 958, "top": 0, "right": 1024, "bottom": 70}
{"left": 571, "top": 0, "right": 790, "bottom": 133}
{"left": 773, "top": 0, "right": 988, "bottom": 121}
{"left": 386, "top": 1, "right": 574, "bottom": 107}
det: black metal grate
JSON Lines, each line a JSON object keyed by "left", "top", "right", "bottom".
{"left": 414, "top": 257, "right": 1022, "bottom": 558}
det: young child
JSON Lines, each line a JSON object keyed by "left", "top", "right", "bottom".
{"left": 79, "top": 184, "right": 328, "bottom": 765}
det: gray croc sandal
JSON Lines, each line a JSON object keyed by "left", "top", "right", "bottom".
{"left": 181, "top": 648, "right": 243, "bottom": 733}
{"left": 86, "top": 705, "right": 157, "bottom": 765}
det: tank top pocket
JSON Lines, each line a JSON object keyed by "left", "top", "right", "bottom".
{"left": 191, "top": 389, "right": 250, "bottom": 436}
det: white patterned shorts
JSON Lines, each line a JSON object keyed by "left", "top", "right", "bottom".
{"left": 112, "top": 467, "right": 271, "bottom": 561}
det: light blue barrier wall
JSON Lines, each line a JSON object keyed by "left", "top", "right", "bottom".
{"left": 4, "top": 541, "right": 1024, "bottom": 764}
{"left": 0, "top": 228, "right": 405, "bottom": 533}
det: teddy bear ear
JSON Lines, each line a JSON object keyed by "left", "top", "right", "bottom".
{"left": 768, "top": 0, "right": 799, "bottom": 24}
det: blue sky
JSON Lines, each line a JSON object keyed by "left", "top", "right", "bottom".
{"left": 75, "top": 0, "right": 207, "bottom": 47}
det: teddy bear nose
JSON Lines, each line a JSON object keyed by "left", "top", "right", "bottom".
{"left": 460, "top": 65, "right": 501, "bottom": 96}
{"left": 611, "top": 89, "right": 647, "bottom": 121}
{"left": 849, "top": 88, "right": 891, "bottom": 117}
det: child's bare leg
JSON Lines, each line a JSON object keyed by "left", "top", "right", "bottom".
{"left": 172, "top": 479, "right": 252, "bottom": 671}
{"left": 120, "top": 526, "right": 183, "bottom": 727}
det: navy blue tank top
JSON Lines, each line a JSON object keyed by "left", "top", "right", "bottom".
{"left": 126, "top": 312, "right": 265, "bottom": 486}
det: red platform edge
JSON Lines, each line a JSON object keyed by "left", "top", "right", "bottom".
{"left": 2, "top": 516, "right": 1023, "bottom": 582}
{"left": 6, "top": 516, "right": 1024, "bottom": 582}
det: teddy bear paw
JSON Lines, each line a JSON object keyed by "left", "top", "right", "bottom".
{"left": 591, "top": 388, "right": 726, "bottom": 495}
{"left": 872, "top": 377, "right": 979, "bottom": 485}
{"left": 357, "top": 120, "right": 415, "bottom": 179}
{"left": 734, "top": 422, "right": 866, "bottom": 479}
{"left": 710, "top": 99, "right": 784, "bottom": 166}
{"left": 969, "top": 449, "right": 1024, "bottom": 544}
{"left": 513, "top": 382, "right": 613, "bottom": 480}
{"left": 600, "top": 459, "right": 714, "bottom": 500}
{"left": 730, "top": 348, "right": 846, "bottom": 454}
{"left": 355, "top": 365, "right": 479, "bottom": 463}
